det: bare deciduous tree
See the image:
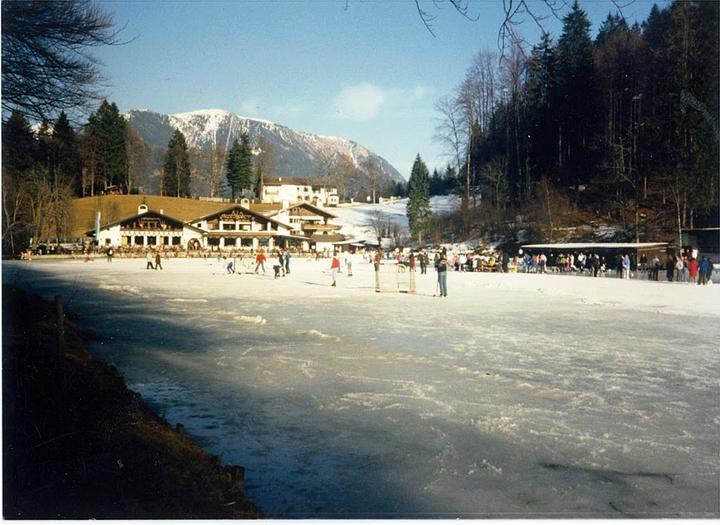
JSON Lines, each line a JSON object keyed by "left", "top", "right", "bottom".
{"left": 2, "top": 0, "right": 122, "bottom": 122}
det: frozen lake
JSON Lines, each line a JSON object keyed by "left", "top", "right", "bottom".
{"left": 3, "top": 257, "right": 719, "bottom": 518}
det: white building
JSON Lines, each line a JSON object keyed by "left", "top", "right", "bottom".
{"left": 90, "top": 202, "right": 351, "bottom": 253}
{"left": 188, "top": 204, "right": 293, "bottom": 251}
{"left": 261, "top": 176, "right": 339, "bottom": 207}
{"left": 89, "top": 205, "right": 204, "bottom": 249}
{"left": 263, "top": 201, "right": 347, "bottom": 252}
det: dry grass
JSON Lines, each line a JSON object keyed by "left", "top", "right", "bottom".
{"left": 68, "top": 196, "right": 232, "bottom": 237}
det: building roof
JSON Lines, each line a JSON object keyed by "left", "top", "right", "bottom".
{"left": 263, "top": 176, "right": 334, "bottom": 188}
{"left": 70, "top": 195, "right": 230, "bottom": 237}
{"left": 263, "top": 201, "right": 337, "bottom": 219}
{"left": 87, "top": 209, "right": 205, "bottom": 236}
{"left": 521, "top": 242, "right": 669, "bottom": 250}
{"left": 310, "top": 233, "right": 348, "bottom": 243}
{"left": 249, "top": 203, "right": 283, "bottom": 214}
{"left": 190, "top": 204, "right": 287, "bottom": 229}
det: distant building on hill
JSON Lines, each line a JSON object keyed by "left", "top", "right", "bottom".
{"left": 260, "top": 176, "right": 339, "bottom": 207}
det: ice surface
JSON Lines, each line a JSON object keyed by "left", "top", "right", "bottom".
{"left": 3, "top": 257, "right": 719, "bottom": 518}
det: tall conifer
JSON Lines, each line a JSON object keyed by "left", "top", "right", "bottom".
{"left": 406, "top": 154, "right": 431, "bottom": 245}
{"left": 162, "top": 130, "right": 191, "bottom": 197}
{"left": 225, "top": 139, "right": 241, "bottom": 199}
{"left": 555, "top": 0, "right": 598, "bottom": 188}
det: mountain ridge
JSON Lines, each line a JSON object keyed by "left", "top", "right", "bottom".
{"left": 125, "top": 109, "right": 403, "bottom": 195}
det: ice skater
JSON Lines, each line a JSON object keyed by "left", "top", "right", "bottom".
{"left": 436, "top": 248, "right": 448, "bottom": 297}
{"left": 226, "top": 258, "right": 235, "bottom": 274}
{"left": 284, "top": 250, "right": 291, "bottom": 274}
{"left": 277, "top": 251, "right": 285, "bottom": 277}
{"left": 146, "top": 251, "right": 154, "bottom": 269}
{"left": 155, "top": 251, "right": 163, "bottom": 270}
{"left": 255, "top": 251, "right": 266, "bottom": 274}
{"left": 330, "top": 253, "right": 340, "bottom": 287}
{"left": 409, "top": 252, "right": 417, "bottom": 293}
{"left": 374, "top": 249, "right": 382, "bottom": 292}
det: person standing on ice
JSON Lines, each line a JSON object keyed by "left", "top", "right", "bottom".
{"left": 374, "top": 249, "right": 382, "bottom": 292}
{"left": 665, "top": 256, "right": 675, "bottom": 281}
{"left": 330, "top": 253, "right": 340, "bottom": 287}
{"left": 346, "top": 251, "right": 356, "bottom": 277}
{"left": 276, "top": 251, "right": 285, "bottom": 277}
{"left": 145, "top": 251, "right": 154, "bottom": 270}
{"left": 408, "top": 252, "right": 416, "bottom": 293}
{"left": 255, "top": 251, "right": 266, "bottom": 274}
{"left": 539, "top": 253, "right": 547, "bottom": 273}
{"left": 698, "top": 256, "right": 712, "bottom": 285}
{"left": 155, "top": 250, "right": 163, "bottom": 270}
{"left": 436, "top": 248, "right": 448, "bottom": 297}
{"left": 622, "top": 254, "right": 631, "bottom": 279}
{"left": 688, "top": 256, "right": 699, "bottom": 283}
{"left": 284, "top": 250, "right": 291, "bottom": 274}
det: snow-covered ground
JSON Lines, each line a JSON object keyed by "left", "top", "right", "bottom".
{"left": 333, "top": 196, "right": 458, "bottom": 243}
{"left": 3, "top": 257, "right": 719, "bottom": 518}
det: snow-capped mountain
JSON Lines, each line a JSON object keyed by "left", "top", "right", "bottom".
{"left": 126, "top": 109, "right": 403, "bottom": 184}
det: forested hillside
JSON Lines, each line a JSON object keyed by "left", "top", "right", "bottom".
{"left": 430, "top": 0, "right": 718, "bottom": 247}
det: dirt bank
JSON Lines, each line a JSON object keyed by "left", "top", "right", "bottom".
{"left": 2, "top": 285, "right": 261, "bottom": 519}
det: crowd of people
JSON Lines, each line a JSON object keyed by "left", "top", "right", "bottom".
{"left": 517, "top": 251, "right": 715, "bottom": 285}
{"left": 22, "top": 240, "right": 717, "bottom": 291}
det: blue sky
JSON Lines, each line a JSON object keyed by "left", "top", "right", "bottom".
{"left": 96, "top": 0, "right": 662, "bottom": 178}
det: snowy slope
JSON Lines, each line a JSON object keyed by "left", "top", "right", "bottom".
{"left": 332, "top": 195, "right": 459, "bottom": 243}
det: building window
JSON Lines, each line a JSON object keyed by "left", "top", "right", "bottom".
{"left": 172, "top": 236, "right": 181, "bottom": 245}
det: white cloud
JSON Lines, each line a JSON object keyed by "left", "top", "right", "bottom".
{"left": 332, "top": 83, "right": 386, "bottom": 122}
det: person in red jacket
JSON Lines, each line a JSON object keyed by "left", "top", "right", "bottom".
{"left": 330, "top": 253, "right": 340, "bottom": 287}
{"left": 688, "top": 257, "right": 699, "bottom": 282}
{"left": 255, "top": 251, "right": 266, "bottom": 274}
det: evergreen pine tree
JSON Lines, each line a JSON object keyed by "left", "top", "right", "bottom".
{"left": 406, "top": 154, "right": 431, "bottom": 245}
{"left": 253, "top": 164, "right": 263, "bottom": 198}
{"left": 225, "top": 139, "right": 241, "bottom": 199}
{"left": 524, "top": 33, "right": 558, "bottom": 192}
{"left": 442, "top": 165, "right": 457, "bottom": 195}
{"left": 2, "top": 112, "right": 36, "bottom": 179}
{"left": 237, "top": 132, "right": 254, "bottom": 195}
{"left": 83, "top": 100, "right": 127, "bottom": 192}
{"left": 51, "top": 111, "right": 80, "bottom": 194}
{"left": 555, "top": 0, "right": 599, "bottom": 188}
{"left": 162, "top": 129, "right": 191, "bottom": 197}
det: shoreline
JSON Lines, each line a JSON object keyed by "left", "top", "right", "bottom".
{"left": 2, "top": 284, "right": 261, "bottom": 519}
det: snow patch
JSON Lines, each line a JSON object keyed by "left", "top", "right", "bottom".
{"left": 234, "top": 315, "right": 267, "bottom": 325}
{"left": 98, "top": 283, "right": 141, "bottom": 296}
{"left": 297, "top": 329, "right": 340, "bottom": 342}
